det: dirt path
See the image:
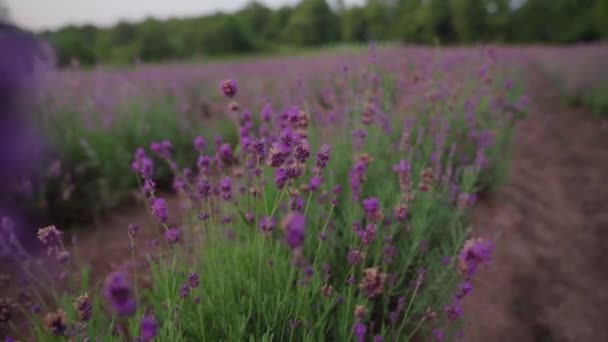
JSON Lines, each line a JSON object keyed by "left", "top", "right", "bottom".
{"left": 463, "top": 65, "right": 608, "bottom": 341}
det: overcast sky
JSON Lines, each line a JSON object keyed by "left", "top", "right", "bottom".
{"left": 6, "top": 0, "right": 363, "bottom": 32}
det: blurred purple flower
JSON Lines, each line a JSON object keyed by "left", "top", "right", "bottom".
{"left": 220, "top": 79, "right": 238, "bottom": 98}
{"left": 259, "top": 216, "right": 275, "bottom": 233}
{"left": 194, "top": 136, "right": 206, "bottom": 152}
{"left": 188, "top": 273, "right": 200, "bottom": 288}
{"left": 104, "top": 271, "right": 136, "bottom": 316}
{"left": 283, "top": 213, "right": 305, "bottom": 249}
{"left": 140, "top": 315, "right": 158, "bottom": 341}
{"left": 151, "top": 198, "right": 168, "bottom": 223}
{"left": 164, "top": 227, "right": 181, "bottom": 244}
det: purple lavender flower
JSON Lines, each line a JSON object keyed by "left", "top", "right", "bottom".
{"left": 220, "top": 79, "right": 238, "bottom": 98}
{"left": 458, "top": 237, "right": 493, "bottom": 277}
{"left": 290, "top": 194, "right": 305, "bottom": 212}
{"left": 309, "top": 176, "right": 322, "bottom": 192}
{"left": 197, "top": 179, "right": 212, "bottom": 199}
{"left": 132, "top": 147, "right": 146, "bottom": 171}
{"left": 188, "top": 273, "right": 200, "bottom": 288}
{"left": 349, "top": 161, "right": 367, "bottom": 200}
{"left": 164, "top": 227, "right": 181, "bottom": 244}
{"left": 219, "top": 177, "right": 232, "bottom": 200}
{"left": 373, "top": 335, "right": 384, "bottom": 342}
{"left": 197, "top": 155, "right": 212, "bottom": 173}
{"left": 455, "top": 280, "right": 472, "bottom": 300}
{"left": 433, "top": 329, "right": 445, "bottom": 341}
{"left": 352, "top": 129, "right": 367, "bottom": 149}
{"left": 294, "top": 139, "right": 310, "bottom": 163}
{"left": 218, "top": 143, "right": 233, "bottom": 164}
{"left": 194, "top": 136, "right": 206, "bottom": 152}
{"left": 150, "top": 141, "right": 172, "bottom": 159}
{"left": 282, "top": 213, "right": 305, "bottom": 249}
{"left": 73, "top": 294, "right": 92, "bottom": 322}
{"left": 360, "top": 224, "right": 377, "bottom": 245}
{"left": 285, "top": 161, "right": 304, "bottom": 180}
{"left": 140, "top": 315, "right": 158, "bottom": 341}
{"left": 179, "top": 284, "right": 190, "bottom": 299}
{"left": 316, "top": 144, "right": 331, "bottom": 169}
{"left": 104, "top": 271, "right": 136, "bottom": 316}
{"left": 347, "top": 249, "right": 364, "bottom": 265}
{"left": 151, "top": 198, "right": 168, "bottom": 223}
{"left": 267, "top": 142, "right": 287, "bottom": 168}
{"left": 274, "top": 168, "right": 288, "bottom": 189}
{"left": 260, "top": 216, "right": 275, "bottom": 233}
{"left": 260, "top": 103, "right": 272, "bottom": 122}
{"left": 445, "top": 300, "right": 463, "bottom": 321}
{"left": 353, "top": 322, "right": 367, "bottom": 342}
{"left": 279, "top": 127, "right": 296, "bottom": 147}
{"left": 362, "top": 197, "right": 379, "bottom": 221}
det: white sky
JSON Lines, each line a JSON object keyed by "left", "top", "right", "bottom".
{"left": 6, "top": 0, "right": 364, "bottom": 32}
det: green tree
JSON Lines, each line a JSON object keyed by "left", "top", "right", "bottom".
{"left": 238, "top": 2, "right": 274, "bottom": 40}
{"left": 396, "top": 0, "right": 455, "bottom": 43}
{"left": 49, "top": 26, "right": 97, "bottom": 66}
{"left": 450, "top": 0, "right": 488, "bottom": 42}
{"left": 341, "top": 6, "right": 369, "bottom": 42}
{"left": 269, "top": 6, "right": 294, "bottom": 42}
{"left": 365, "top": 0, "right": 393, "bottom": 40}
{"left": 195, "top": 15, "right": 255, "bottom": 55}
{"left": 596, "top": 0, "right": 608, "bottom": 37}
{"left": 138, "top": 19, "right": 175, "bottom": 61}
{"left": 285, "top": 0, "right": 339, "bottom": 46}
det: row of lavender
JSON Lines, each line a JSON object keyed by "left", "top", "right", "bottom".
{"left": 2, "top": 46, "right": 528, "bottom": 341}
{"left": 530, "top": 43, "right": 608, "bottom": 116}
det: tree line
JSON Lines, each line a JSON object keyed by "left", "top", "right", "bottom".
{"left": 39, "top": 0, "right": 608, "bottom": 66}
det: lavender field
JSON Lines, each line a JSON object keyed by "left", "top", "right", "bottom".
{"left": 1, "top": 43, "right": 607, "bottom": 342}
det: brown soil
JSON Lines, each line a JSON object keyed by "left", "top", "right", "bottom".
{"left": 463, "top": 65, "right": 608, "bottom": 341}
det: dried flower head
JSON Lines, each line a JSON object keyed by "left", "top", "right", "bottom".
{"left": 321, "top": 284, "right": 334, "bottom": 297}
{"left": 56, "top": 250, "right": 70, "bottom": 264}
{"left": 128, "top": 224, "right": 140, "bottom": 238}
{"left": 37, "top": 225, "right": 63, "bottom": 246}
{"left": 354, "top": 304, "right": 368, "bottom": 319}
{"left": 423, "top": 307, "right": 437, "bottom": 321}
{"left": 43, "top": 309, "right": 68, "bottom": 336}
{"left": 359, "top": 267, "right": 387, "bottom": 298}
{"left": 418, "top": 167, "right": 434, "bottom": 192}
{"left": 0, "top": 297, "right": 13, "bottom": 323}
{"left": 73, "top": 293, "right": 92, "bottom": 322}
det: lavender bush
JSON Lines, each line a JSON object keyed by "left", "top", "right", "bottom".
{"left": 1, "top": 45, "right": 528, "bottom": 341}
{"left": 531, "top": 43, "right": 608, "bottom": 116}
